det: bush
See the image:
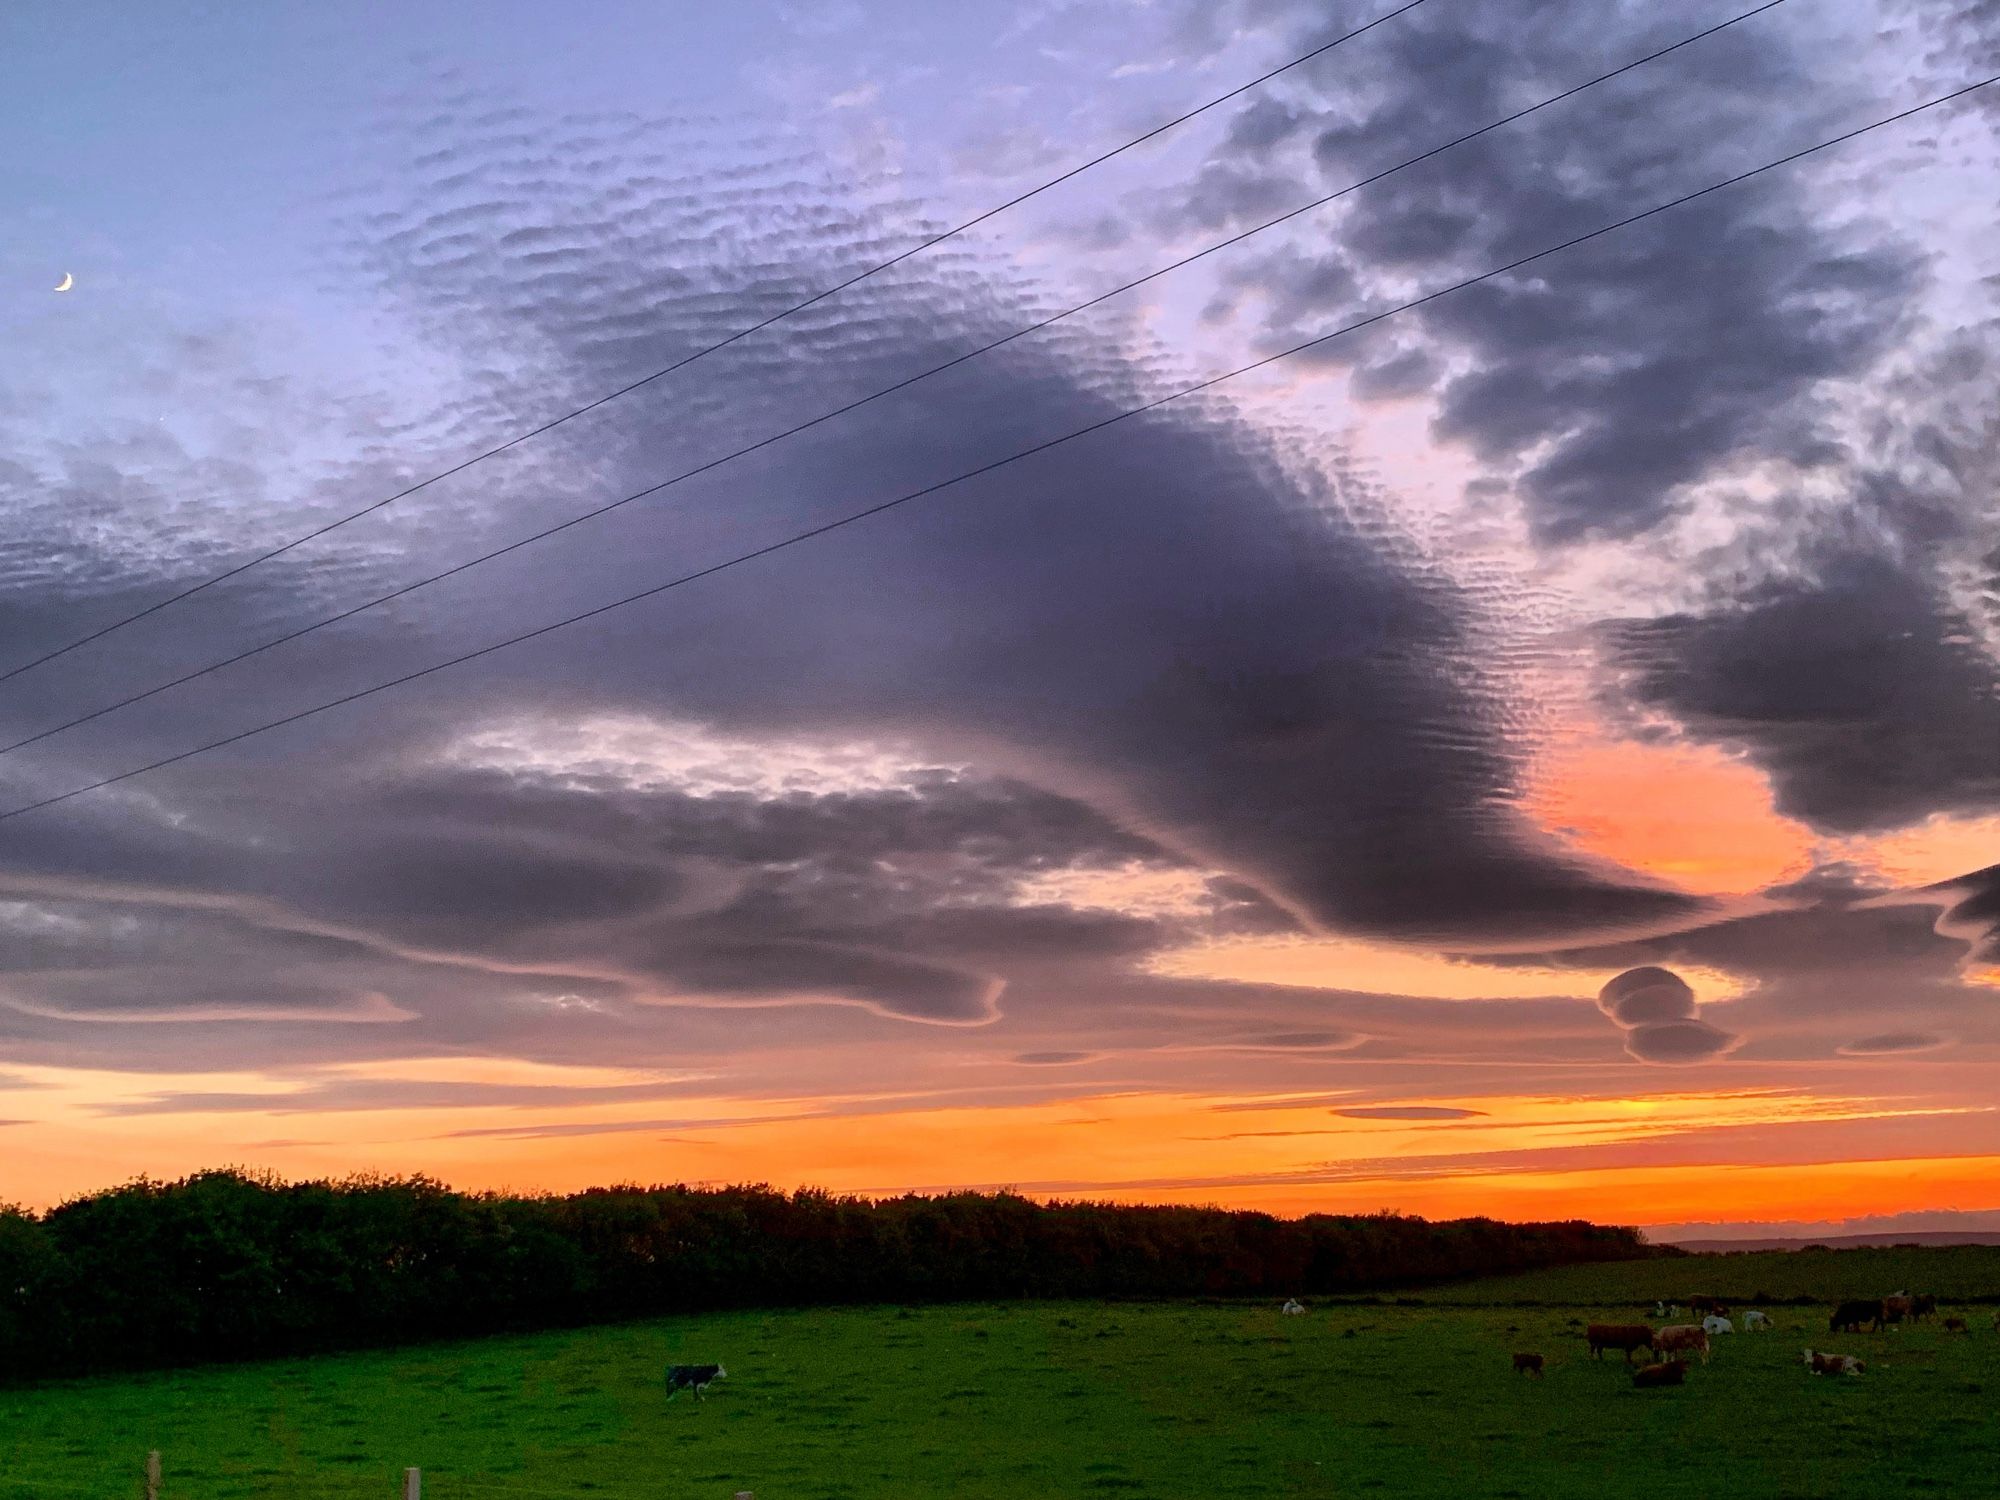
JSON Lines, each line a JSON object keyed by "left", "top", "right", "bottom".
{"left": 4, "top": 1171, "right": 1659, "bottom": 1381}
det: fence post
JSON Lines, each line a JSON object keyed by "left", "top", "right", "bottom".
{"left": 404, "top": 1468, "right": 421, "bottom": 1500}
{"left": 144, "top": 1451, "right": 160, "bottom": 1500}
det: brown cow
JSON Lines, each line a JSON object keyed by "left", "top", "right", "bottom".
{"left": 1512, "top": 1352, "right": 1545, "bottom": 1377}
{"left": 1882, "top": 1295, "right": 1913, "bottom": 1328}
{"left": 1804, "top": 1348, "right": 1865, "bottom": 1376}
{"left": 1654, "top": 1324, "right": 1711, "bottom": 1364}
{"left": 1587, "top": 1323, "right": 1655, "bottom": 1362}
{"left": 1910, "top": 1294, "right": 1938, "bottom": 1322}
{"left": 1632, "top": 1359, "right": 1687, "bottom": 1388}
{"left": 1943, "top": 1317, "right": 1968, "bottom": 1334}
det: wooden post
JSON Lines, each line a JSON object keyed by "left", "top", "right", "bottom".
{"left": 144, "top": 1451, "right": 160, "bottom": 1500}
{"left": 403, "top": 1468, "right": 421, "bottom": 1500}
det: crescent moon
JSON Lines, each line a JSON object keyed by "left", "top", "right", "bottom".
{"left": 54, "top": 273, "right": 73, "bottom": 292}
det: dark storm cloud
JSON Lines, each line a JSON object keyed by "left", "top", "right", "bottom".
{"left": 1157, "top": 0, "right": 1923, "bottom": 543}
{"left": 1605, "top": 556, "right": 2000, "bottom": 833}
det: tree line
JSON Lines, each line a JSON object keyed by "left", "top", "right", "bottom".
{"left": 0, "top": 1170, "right": 1660, "bottom": 1379}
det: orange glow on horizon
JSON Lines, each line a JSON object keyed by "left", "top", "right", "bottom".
{"left": 5, "top": 1065, "right": 1995, "bottom": 1233}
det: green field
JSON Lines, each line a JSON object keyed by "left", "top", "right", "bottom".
{"left": 3, "top": 1251, "right": 1998, "bottom": 1500}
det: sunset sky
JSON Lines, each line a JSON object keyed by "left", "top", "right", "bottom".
{"left": 2, "top": 0, "right": 1997, "bottom": 1236}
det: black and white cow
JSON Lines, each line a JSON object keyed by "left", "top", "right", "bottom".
{"left": 665, "top": 1363, "right": 727, "bottom": 1400}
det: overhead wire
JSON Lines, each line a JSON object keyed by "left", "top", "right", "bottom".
{"left": 2, "top": 72, "right": 1988, "bottom": 827}
{"left": 0, "top": 0, "right": 1434, "bottom": 690}
{"left": 0, "top": 0, "right": 1789, "bottom": 764}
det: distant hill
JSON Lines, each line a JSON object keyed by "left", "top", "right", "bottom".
{"left": 1669, "top": 1230, "right": 2000, "bottom": 1252}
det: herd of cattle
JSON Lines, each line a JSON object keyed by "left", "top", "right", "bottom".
{"left": 1545, "top": 1290, "right": 1994, "bottom": 1389}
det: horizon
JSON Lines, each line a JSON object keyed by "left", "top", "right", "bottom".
{"left": 4, "top": 0, "right": 1999, "bottom": 1232}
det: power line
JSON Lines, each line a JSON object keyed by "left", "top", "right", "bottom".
{"left": 0, "top": 0, "right": 1790, "bottom": 764}
{"left": 0, "top": 0, "right": 1434, "bottom": 692}
{"left": 2, "top": 74, "right": 1988, "bottom": 828}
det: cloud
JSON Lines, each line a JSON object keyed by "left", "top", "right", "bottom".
{"left": 1597, "top": 965, "right": 1737, "bottom": 1064}
{"left": 1624, "top": 1019, "right": 1738, "bottom": 1064}
{"left": 1151, "top": 0, "right": 1923, "bottom": 543}
{"left": 1331, "top": 1105, "right": 1486, "bottom": 1120}
{"left": 1838, "top": 1031, "right": 1950, "bottom": 1056}
{"left": 1606, "top": 557, "right": 2000, "bottom": 835}
{"left": 1596, "top": 966, "right": 1696, "bottom": 1026}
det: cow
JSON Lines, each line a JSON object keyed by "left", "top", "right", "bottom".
{"left": 1688, "top": 1295, "right": 1729, "bottom": 1317}
{"left": 1702, "top": 1314, "right": 1733, "bottom": 1336}
{"left": 1512, "top": 1352, "right": 1544, "bottom": 1377}
{"left": 665, "top": 1363, "right": 727, "bottom": 1401}
{"left": 1655, "top": 1325, "right": 1711, "bottom": 1364}
{"left": 1586, "top": 1323, "right": 1655, "bottom": 1362}
{"left": 1281, "top": 1298, "right": 1307, "bottom": 1316}
{"left": 1804, "top": 1348, "right": 1864, "bottom": 1376}
{"left": 1910, "top": 1294, "right": 1938, "bottom": 1322}
{"left": 1944, "top": 1317, "right": 1968, "bottom": 1334}
{"left": 1742, "top": 1310, "right": 1773, "bottom": 1331}
{"left": 1829, "top": 1299, "right": 1884, "bottom": 1333}
{"left": 1632, "top": 1359, "right": 1687, "bottom": 1388}
{"left": 1882, "top": 1294, "right": 1914, "bottom": 1328}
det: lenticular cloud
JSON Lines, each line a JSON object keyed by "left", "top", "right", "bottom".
{"left": 1597, "top": 965, "right": 1737, "bottom": 1064}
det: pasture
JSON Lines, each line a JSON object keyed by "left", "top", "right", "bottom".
{"left": 3, "top": 1251, "right": 1997, "bottom": 1499}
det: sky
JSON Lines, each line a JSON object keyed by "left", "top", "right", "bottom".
{"left": 1, "top": 0, "right": 1997, "bottom": 1235}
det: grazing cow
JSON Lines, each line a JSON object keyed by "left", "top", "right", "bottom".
{"left": 1655, "top": 1325, "right": 1711, "bottom": 1365}
{"left": 1829, "top": 1299, "right": 1884, "bottom": 1333}
{"left": 1688, "top": 1295, "right": 1728, "bottom": 1317}
{"left": 1882, "top": 1294, "right": 1913, "bottom": 1326}
{"left": 1804, "top": 1349, "right": 1864, "bottom": 1376}
{"left": 1512, "top": 1352, "right": 1544, "bottom": 1377}
{"left": 665, "top": 1363, "right": 727, "bottom": 1400}
{"left": 1281, "top": 1298, "right": 1306, "bottom": 1316}
{"left": 1702, "top": 1314, "right": 1733, "bottom": 1336}
{"left": 1587, "top": 1323, "right": 1655, "bottom": 1362}
{"left": 1742, "top": 1310, "right": 1773, "bottom": 1331}
{"left": 1943, "top": 1317, "right": 1968, "bottom": 1334}
{"left": 1910, "top": 1294, "right": 1938, "bottom": 1322}
{"left": 1632, "top": 1359, "right": 1687, "bottom": 1388}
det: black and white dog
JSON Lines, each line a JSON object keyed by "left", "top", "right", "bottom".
{"left": 665, "top": 1363, "right": 727, "bottom": 1400}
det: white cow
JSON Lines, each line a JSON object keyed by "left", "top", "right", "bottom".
{"left": 1281, "top": 1298, "right": 1306, "bottom": 1316}
{"left": 1742, "top": 1310, "right": 1772, "bottom": 1331}
{"left": 1702, "top": 1314, "right": 1733, "bottom": 1336}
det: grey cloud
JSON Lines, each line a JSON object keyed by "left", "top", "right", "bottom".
{"left": 1929, "top": 865, "right": 2000, "bottom": 972}
{"left": 1163, "top": 0, "right": 1925, "bottom": 543}
{"left": 1331, "top": 1105, "right": 1485, "bottom": 1120}
{"left": 1597, "top": 965, "right": 1737, "bottom": 1064}
{"left": 1605, "top": 556, "right": 2000, "bottom": 833}
{"left": 1838, "top": 1031, "right": 1950, "bottom": 1056}
{"left": 1596, "top": 965, "right": 1695, "bottom": 1026}
{"left": 1625, "top": 1018, "right": 1738, "bottom": 1064}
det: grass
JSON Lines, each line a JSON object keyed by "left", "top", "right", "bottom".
{"left": 2, "top": 1253, "right": 1997, "bottom": 1499}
